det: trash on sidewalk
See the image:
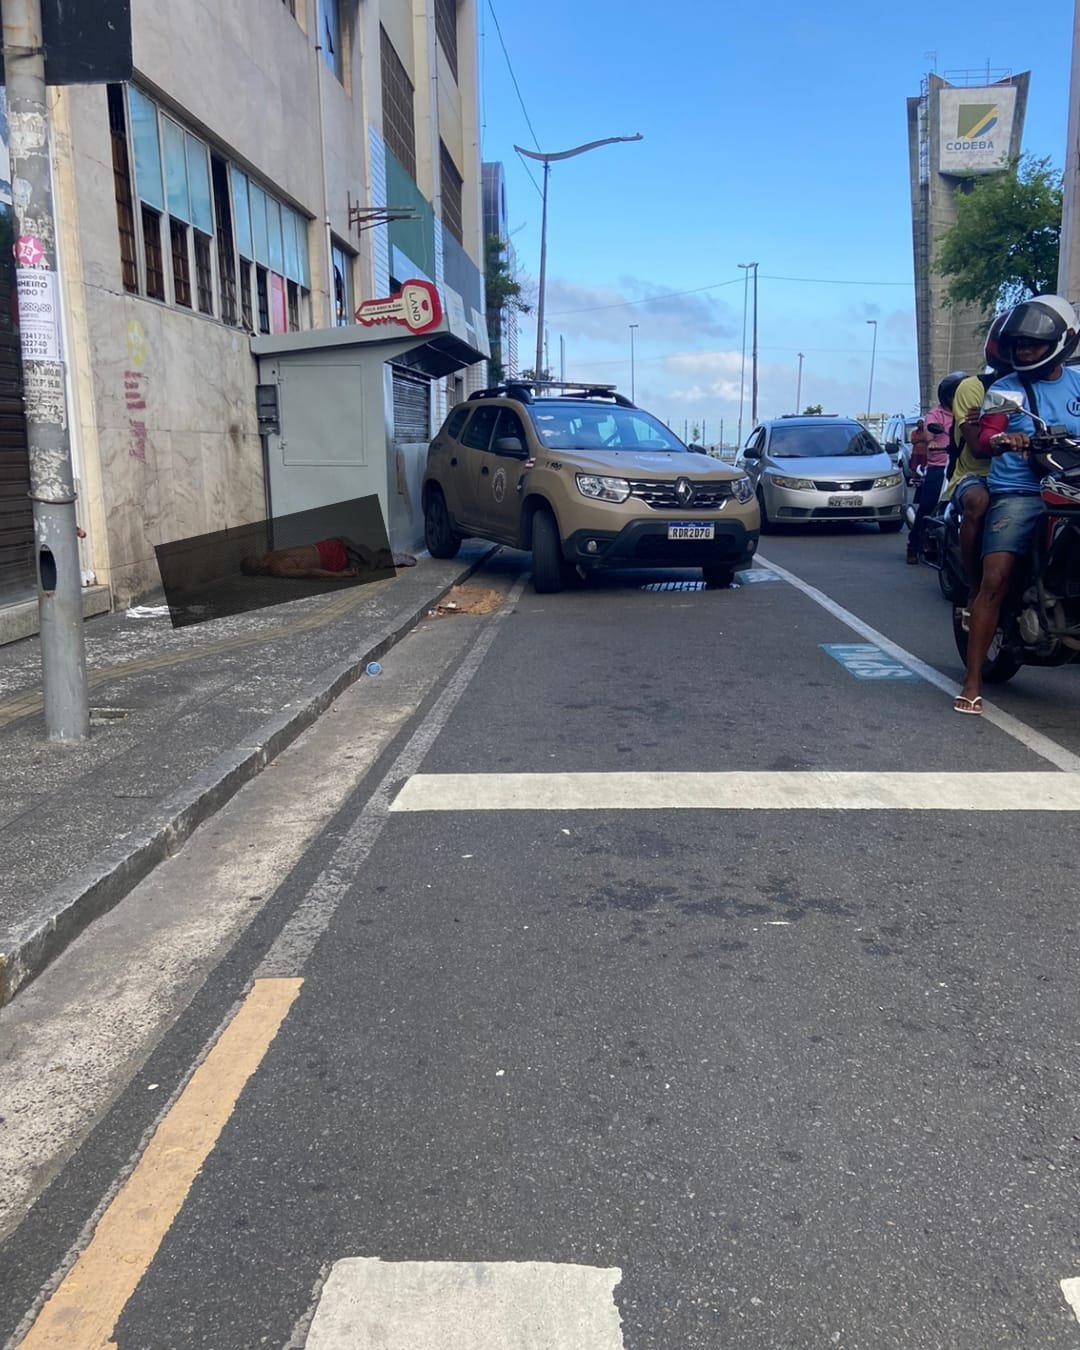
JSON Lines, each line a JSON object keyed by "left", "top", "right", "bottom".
{"left": 365, "top": 661, "right": 383, "bottom": 676}
{"left": 125, "top": 604, "right": 172, "bottom": 619}
{"left": 428, "top": 584, "right": 503, "bottom": 618}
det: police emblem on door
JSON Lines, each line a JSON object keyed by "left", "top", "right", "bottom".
{"left": 492, "top": 467, "right": 507, "bottom": 503}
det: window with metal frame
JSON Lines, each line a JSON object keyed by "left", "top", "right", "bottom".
{"left": 380, "top": 28, "right": 416, "bottom": 179}
{"left": 434, "top": 0, "right": 458, "bottom": 80}
{"left": 332, "top": 238, "right": 353, "bottom": 326}
{"left": 439, "top": 141, "right": 463, "bottom": 244}
{"left": 318, "top": 0, "right": 343, "bottom": 81}
{"left": 110, "top": 84, "right": 311, "bottom": 334}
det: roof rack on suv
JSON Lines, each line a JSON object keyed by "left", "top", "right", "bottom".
{"left": 467, "top": 380, "right": 635, "bottom": 408}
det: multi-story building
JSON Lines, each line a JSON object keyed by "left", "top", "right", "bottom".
{"left": 0, "top": 0, "right": 488, "bottom": 620}
{"left": 482, "top": 160, "right": 518, "bottom": 381}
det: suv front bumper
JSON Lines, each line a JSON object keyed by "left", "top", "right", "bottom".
{"left": 562, "top": 519, "right": 759, "bottom": 569}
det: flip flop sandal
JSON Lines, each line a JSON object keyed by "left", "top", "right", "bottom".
{"left": 959, "top": 608, "right": 971, "bottom": 632}
{"left": 953, "top": 695, "right": 983, "bottom": 715}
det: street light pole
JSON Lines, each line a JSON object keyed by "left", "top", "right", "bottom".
{"left": 866, "top": 319, "right": 878, "bottom": 422}
{"left": 629, "top": 323, "right": 638, "bottom": 402}
{"left": 795, "top": 352, "right": 804, "bottom": 412}
{"left": 750, "top": 262, "right": 759, "bottom": 425}
{"left": 737, "top": 263, "right": 751, "bottom": 448}
{"left": 515, "top": 134, "right": 643, "bottom": 382}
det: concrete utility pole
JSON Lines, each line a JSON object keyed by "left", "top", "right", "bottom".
{"left": 3, "top": 0, "right": 89, "bottom": 739}
{"left": 1058, "top": 0, "right": 1080, "bottom": 302}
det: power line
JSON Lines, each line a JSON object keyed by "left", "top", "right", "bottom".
{"left": 761, "top": 273, "right": 914, "bottom": 287}
{"left": 485, "top": 0, "right": 541, "bottom": 152}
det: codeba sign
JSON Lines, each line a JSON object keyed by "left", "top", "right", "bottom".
{"left": 938, "top": 85, "right": 1017, "bottom": 175}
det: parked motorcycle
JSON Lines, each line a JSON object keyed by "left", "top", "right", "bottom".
{"left": 904, "top": 466, "right": 966, "bottom": 601}
{"left": 952, "top": 393, "right": 1080, "bottom": 684}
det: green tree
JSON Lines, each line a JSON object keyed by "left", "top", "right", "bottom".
{"left": 803, "top": 403, "right": 823, "bottom": 415}
{"left": 934, "top": 155, "right": 1062, "bottom": 311}
{"left": 484, "top": 234, "right": 531, "bottom": 384}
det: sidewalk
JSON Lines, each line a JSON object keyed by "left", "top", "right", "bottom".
{"left": 0, "top": 545, "right": 495, "bottom": 1004}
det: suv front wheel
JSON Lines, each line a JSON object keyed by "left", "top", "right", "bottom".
{"left": 424, "top": 487, "right": 462, "bottom": 559}
{"left": 531, "top": 507, "right": 565, "bottom": 594}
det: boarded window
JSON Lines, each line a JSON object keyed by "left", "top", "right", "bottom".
{"left": 380, "top": 28, "right": 416, "bottom": 179}
{"left": 440, "top": 141, "right": 463, "bottom": 245}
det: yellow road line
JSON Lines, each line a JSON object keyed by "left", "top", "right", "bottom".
{"left": 19, "top": 978, "right": 302, "bottom": 1349}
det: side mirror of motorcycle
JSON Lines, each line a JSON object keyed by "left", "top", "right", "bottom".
{"left": 980, "top": 388, "right": 1026, "bottom": 417}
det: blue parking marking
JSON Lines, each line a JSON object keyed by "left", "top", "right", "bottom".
{"left": 735, "top": 568, "right": 780, "bottom": 584}
{"left": 821, "top": 643, "right": 918, "bottom": 680}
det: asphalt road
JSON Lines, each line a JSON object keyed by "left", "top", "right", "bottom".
{"left": 4, "top": 526, "right": 1080, "bottom": 1350}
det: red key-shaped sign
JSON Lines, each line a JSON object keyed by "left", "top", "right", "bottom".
{"left": 355, "top": 279, "right": 442, "bottom": 334}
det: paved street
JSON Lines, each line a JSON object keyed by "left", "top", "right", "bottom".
{"left": 4, "top": 528, "right": 1080, "bottom": 1349}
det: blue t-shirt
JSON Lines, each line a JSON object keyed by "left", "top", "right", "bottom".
{"left": 988, "top": 367, "right": 1080, "bottom": 493}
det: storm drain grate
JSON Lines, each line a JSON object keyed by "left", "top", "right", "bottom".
{"left": 639, "top": 580, "right": 707, "bottom": 593}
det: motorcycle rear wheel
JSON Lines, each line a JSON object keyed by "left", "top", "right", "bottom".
{"left": 952, "top": 606, "right": 1022, "bottom": 684}
{"left": 938, "top": 559, "right": 965, "bottom": 603}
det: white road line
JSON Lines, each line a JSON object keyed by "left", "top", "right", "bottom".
{"left": 757, "top": 552, "right": 1080, "bottom": 774}
{"left": 391, "top": 770, "right": 1080, "bottom": 813}
{"left": 1061, "top": 1277, "right": 1080, "bottom": 1324}
{"left": 304, "top": 1259, "right": 624, "bottom": 1349}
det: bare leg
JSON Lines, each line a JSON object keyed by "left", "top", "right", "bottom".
{"left": 958, "top": 486, "right": 989, "bottom": 603}
{"left": 957, "top": 550, "right": 1016, "bottom": 705}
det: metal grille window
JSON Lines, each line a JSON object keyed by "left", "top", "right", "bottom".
{"left": 194, "top": 231, "right": 214, "bottom": 314}
{"left": 211, "top": 157, "right": 237, "bottom": 324}
{"left": 107, "top": 85, "right": 138, "bottom": 293}
{"left": 380, "top": 28, "right": 416, "bottom": 179}
{"left": 170, "top": 219, "right": 191, "bottom": 307}
{"left": 332, "top": 239, "right": 353, "bottom": 325}
{"left": 434, "top": 0, "right": 457, "bottom": 80}
{"left": 255, "top": 266, "right": 270, "bottom": 335}
{"left": 239, "top": 259, "right": 254, "bottom": 331}
{"left": 287, "top": 280, "right": 300, "bottom": 332}
{"left": 141, "top": 204, "right": 165, "bottom": 300}
{"left": 439, "top": 141, "right": 462, "bottom": 244}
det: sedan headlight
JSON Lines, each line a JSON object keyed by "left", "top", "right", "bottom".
{"left": 771, "top": 475, "right": 815, "bottom": 490}
{"left": 730, "top": 474, "right": 755, "bottom": 503}
{"left": 576, "top": 473, "right": 631, "bottom": 503}
{"left": 873, "top": 473, "right": 902, "bottom": 489}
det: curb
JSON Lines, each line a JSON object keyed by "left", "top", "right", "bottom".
{"left": 0, "top": 549, "right": 499, "bottom": 1005}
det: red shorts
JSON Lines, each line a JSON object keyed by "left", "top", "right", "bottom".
{"left": 315, "top": 537, "right": 348, "bottom": 571}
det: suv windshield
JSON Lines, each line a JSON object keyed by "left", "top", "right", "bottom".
{"left": 769, "top": 423, "right": 881, "bottom": 457}
{"left": 528, "top": 404, "right": 685, "bottom": 454}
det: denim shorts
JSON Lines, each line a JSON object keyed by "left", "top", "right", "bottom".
{"left": 952, "top": 473, "right": 989, "bottom": 505}
{"left": 982, "top": 492, "right": 1045, "bottom": 558}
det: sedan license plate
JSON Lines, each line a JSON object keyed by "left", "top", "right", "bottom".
{"left": 827, "top": 494, "right": 863, "bottom": 507}
{"left": 667, "top": 522, "right": 714, "bottom": 541}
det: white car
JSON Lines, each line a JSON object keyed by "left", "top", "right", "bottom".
{"left": 739, "top": 415, "right": 905, "bottom": 533}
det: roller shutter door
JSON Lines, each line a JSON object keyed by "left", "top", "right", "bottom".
{"left": 391, "top": 364, "right": 431, "bottom": 443}
{"left": 0, "top": 254, "right": 32, "bottom": 592}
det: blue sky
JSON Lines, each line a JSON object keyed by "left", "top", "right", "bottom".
{"left": 477, "top": 0, "right": 1074, "bottom": 444}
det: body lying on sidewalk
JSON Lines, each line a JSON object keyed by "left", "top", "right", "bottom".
{"left": 241, "top": 537, "right": 417, "bottom": 580}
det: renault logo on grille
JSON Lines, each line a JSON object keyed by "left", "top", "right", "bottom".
{"left": 675, "top": 477, "right": 695, "bottom": 506}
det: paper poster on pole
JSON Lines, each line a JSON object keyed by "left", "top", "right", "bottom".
{"left": 16, "top": 268, "right": 62, "bottom": 360}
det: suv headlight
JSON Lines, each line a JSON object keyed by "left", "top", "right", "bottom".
{"left": 874, "top": 473, "right": 902, "bottom": 489}
{"left": 730, "top": 474, "right": 754, "bottom": 503}
{"left": 771, "top": 475, "right": 815, "bottom": 490}
{"left": 576, "top": 474, "right": 631, "bottom": 503}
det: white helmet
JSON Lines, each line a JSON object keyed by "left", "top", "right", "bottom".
{"left": 998, "top": 295, "right": 1080, "bottom": 378}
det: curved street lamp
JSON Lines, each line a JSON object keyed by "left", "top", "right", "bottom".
{"left": 514, "top": 135, "right": 643, "bottom": 382}
{"left": 866, "top": 319, "right": 878, "bottom": 423}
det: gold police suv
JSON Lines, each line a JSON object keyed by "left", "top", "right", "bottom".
{"left": 422, "top": 382, "right": 760, "bottom": 592}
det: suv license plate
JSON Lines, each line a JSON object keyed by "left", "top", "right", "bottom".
{"left": 827, "top": 495, "right": 863, "bottom": 507}
{"left": 668, "top": 523, "right": 714, "bottom": 541}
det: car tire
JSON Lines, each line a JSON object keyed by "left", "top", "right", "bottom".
{"left": 951, "top": 605, "right": 1022, "bottom": 684}
{"left": 756, "top": 488, "right": 773, "bottom": 534}
{"left": 531, "top": 508, "right": 565, "bottom": 594}
{"left": 424, "top": 487, "right": 462, "bottom": 559}
{"left": 702, "top": 564, "right": 736, "bottom": 588}
{"left": 879, "top": 519, "right": 904, "bottom": 534}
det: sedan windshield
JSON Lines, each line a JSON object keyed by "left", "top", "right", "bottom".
{"left": 769, "top": 423, "right": 882, "bottom": 457}
{"left": 528, "top": 405, "right": 686, "bottom": 454}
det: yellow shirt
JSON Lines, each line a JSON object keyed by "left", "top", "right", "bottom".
{"left": 942, "top": 375, "right": 990, "bottom": 499}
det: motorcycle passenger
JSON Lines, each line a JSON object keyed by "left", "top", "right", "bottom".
{"left": 906, "top": 373, "right": 962, "bottom": 565}
{"left": 941, "top": 314, "right": 1014, "bottom": 606}
{"left": 954, "top": 294, "right": 1080, "bottom": 714}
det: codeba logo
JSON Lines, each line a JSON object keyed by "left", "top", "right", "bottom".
{"left": 957, "top": 104, "right": 998, "bottom": 141}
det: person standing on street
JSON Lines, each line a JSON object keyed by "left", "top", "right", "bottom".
{"left": 954, "top": 295, "right": 1080, "bottom": 714}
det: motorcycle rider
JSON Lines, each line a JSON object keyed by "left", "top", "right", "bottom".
{"left": 954, "top": 294, "right": 1080, "bottom": 714}
{"left": 907, "top": 373, "right": 963, "bottom": 564}
{"left": 941, "top": 313, "right": 1014, "bottom": 605}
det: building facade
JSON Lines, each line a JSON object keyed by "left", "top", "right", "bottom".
{"left": 482, "top": 160, "right": 518, "bottom": 381}
{"left": 906, "top": 71, "right": 1029, "bottom": 410}
{"left": 1, "top": 0, "right": 487, "bottom": 612}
